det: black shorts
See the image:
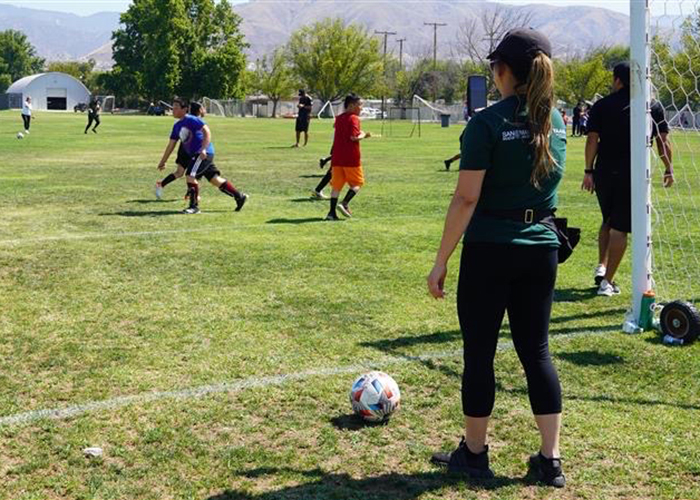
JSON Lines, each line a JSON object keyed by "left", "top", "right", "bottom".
{"left": 176, "top": 144, "right": 192, "bottom": 168}
{"left": 295, "top": 116, "right": 310, "bottom": 132}
{"left": 186, "top": 154, "right": 221, "bottom": 181}
{"left": 595, "top": 172, "right": 631, "bottom": 233}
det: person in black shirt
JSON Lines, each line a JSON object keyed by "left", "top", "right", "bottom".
{"left": 650, "top": 99, "right": 674, "bottom": 188}
{"left": 572, "top": 102, "right": 582, "bottom": 136}
{"left": 582, "top": 63, "right": 674, "bottom": 296}
{"left": 293, "top": 89, "right": 313, "bottom": 147}
{"left": 84, "top": 99, "right": 101, "bottom": 134}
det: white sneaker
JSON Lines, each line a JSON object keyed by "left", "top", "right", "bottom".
{"left": 155, "top": 182, "right": 163, "bottom": 200}
{"left": 24, "top": 130, "right": 29, "bottom": 135}
{"left": 311, "top": 190, "right": 328, "bottom": 199}
{"left": 597, "top": 279, "right": 621, "bottom": 296}
{"left": 594, "top": 264, "right": 606, "bottom": 286}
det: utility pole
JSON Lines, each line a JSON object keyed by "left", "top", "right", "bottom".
{"left": 424, "top": 22, "right": 447, "bottom": 69}
{"left": 375, "top": 29, "right": 397, "bottom": 117}
{"left": 397, "top": 38, "right": 407, "bottom": 68}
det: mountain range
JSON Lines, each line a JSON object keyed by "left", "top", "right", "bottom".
{"left": 0, "top": 0, "right": 632, "bottom": 70}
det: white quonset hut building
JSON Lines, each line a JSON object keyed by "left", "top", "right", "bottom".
{"left": 6, "top": 72, "right": 91, "bottom": 111}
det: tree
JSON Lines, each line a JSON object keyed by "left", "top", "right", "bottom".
{"left": 396, "top": 58, "right": 468, "bottom": 105}
{"left": 554, "top": 54, "right": 611, "bottom": 106}
{"left": 109, "top": 0, "right": 247, "bottom": 101}
{"left": 0, "top": 30, "right": 44, "bottom": 85}
{"left": 254, "top": 48, "right": 297, "bottom": 118}
{"left": 287, "top": 18, "right": 383, "bottom": 103}
{"left": 456, "top": 7, "right": 534, "bottom": 98}
{"left": 46, "top": 59, "right": 100, "bottom": 90}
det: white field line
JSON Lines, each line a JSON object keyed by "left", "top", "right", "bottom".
{"left": 0, "top": 329, "right": 611, "bottom": 427}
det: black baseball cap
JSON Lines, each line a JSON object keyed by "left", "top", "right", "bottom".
{"left": 487, "top": 28, "right": 552, "bottom": 80}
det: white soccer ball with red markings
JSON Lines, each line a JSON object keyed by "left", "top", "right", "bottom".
{"left": 349, "top": 371, "right": 401, "bottom": 422}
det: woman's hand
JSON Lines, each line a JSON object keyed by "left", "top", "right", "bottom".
{"left": 427, "top": 263, "right": 447, "bottom": 299}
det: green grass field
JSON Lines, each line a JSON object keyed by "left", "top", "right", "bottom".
{"left": 0, "top": 110, "right": 698, "bottom": 500}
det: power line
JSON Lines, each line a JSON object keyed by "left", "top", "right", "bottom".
{"left": 396, "top": 38, "right": 407, "bottom": 68}
{"left": 424, "top": 22, "right": 447, "bottom": 69}
{"left": 375, "top": 30, "right": 397, "bottom": 116}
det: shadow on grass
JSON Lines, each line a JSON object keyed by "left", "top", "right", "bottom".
{"left": 266, "top": 217, "right": 327, "bottom": 225}
{"left": 298, "top": 174, "right": 324, "bottom": 179}
{"left": 550, "top": 307, "right": 627, "bottom": 324}
{"left": 126, "top": 199, "right": 178, "bottom": 204}
{"left": 359, "top": 330, "right": 462, "bottom": 378}
{"left": 263, "top": 145, "right": 298, "bottom": 150}
{"left": 330, "top": 413, "right": 389, "bottom": 431}
{"left": 290, "top": 197, "right": 320, "bottom": 203}
{"left": 103, "top": 210, "right": 184, "bottom": 217}
{"left": 555, "top": 350, "right": 624, "bottom": 366}
{"left": 549, "top": 324, "right": 621, "bottom": 336}
{"left": 207, "top": 467, "right": 523, "bottom": 499}
{"left": 554, "top": 287, "right": 599, "bottom": 302}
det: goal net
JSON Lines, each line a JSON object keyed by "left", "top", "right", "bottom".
{"left": 630, "top": 0, "right": 700, "bottom": 335}
{"left": 412, "top": 95, "right": 466, "bottom": 124}
{"left": 386, "top": 106, "right": 421, "bottom": 137}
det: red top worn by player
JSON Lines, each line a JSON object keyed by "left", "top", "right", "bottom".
{"left": 325, "top": 93, "right": 372, "bottom": 221}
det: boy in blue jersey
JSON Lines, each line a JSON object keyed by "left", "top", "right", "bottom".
{"left": 157, "top": 98, "right": 248, "bottom": 214}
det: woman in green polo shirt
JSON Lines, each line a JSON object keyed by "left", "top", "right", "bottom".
{"left": 427, "top": 28, "right": 567, "bottom": 488}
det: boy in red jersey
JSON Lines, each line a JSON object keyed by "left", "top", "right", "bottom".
{"left": 325, "top": 93, "right": 372, "bottom": 220}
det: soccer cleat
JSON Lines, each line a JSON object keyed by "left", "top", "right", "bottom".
{"left": 324, "top": 212, "right": 339, "bottom": 221}
{"left": 235, "top": 193, "right": 248, "bottom": 212}
{"left": 319, "top": 158, "right": 328, "bottom": 169}
{"left": 155, "top": 182, "right": 163, "bottom": 200}
{"left": 338, "top": 203, "right": 352, "bottom": 218}
{"left": 430, "top": 438, "right": 494, "bottom": 479}
{"left": 444, "top": 160, "right": 451, "bottom": 170}
{"left": 597, "top": 279, "right": 621, "bottom": 297}
{"left": 311, "top": 190, "right": 328, "bottom": 200}
{"left": 529, "top": 452, "right": 566, "bottom": 488}
{"left": 24, "top": 130, "right": 29, "bottom": 135}
{"left": 182, "top": 207, "right": 200, "bottom": 214}
{"left": 594, "top": 264, "right": 606, "bottom": 286}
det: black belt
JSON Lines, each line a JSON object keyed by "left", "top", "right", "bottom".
{"left": 482, "top": 208, "right": 555, "bottom": 224}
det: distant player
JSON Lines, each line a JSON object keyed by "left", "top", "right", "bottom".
{"left": 293, "top": 89, "right": 313, "bottom": 147}
{"left": 84, "top": 99, "right": 101, "bottom": 134}
{"left": 21, "top": 96, "right": 32, "bottom": 134}
{"left": 311, "top": 151, "right": 332, "bottom": 199}
{"left": 325, "top": 93, "right": 372, "bottom": 221}
{"left": 157, "top": 98, "right": 248, "bottom": 214}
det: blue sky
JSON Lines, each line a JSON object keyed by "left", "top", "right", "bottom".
{"left": 0, "top": 0, "right": 635, "bottom": 16}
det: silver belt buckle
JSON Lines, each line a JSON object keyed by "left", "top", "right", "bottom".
{"left": 524, "top": 209, "right": 534, "bottom": 224}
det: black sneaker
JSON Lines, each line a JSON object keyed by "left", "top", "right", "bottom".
{"left": 324, "top": 212, "right": 339, "bottom": 221}
{"left": 444, "top": 160, "right": 451, "bottom": 170}
{"left": 529, "top": 452, "right": 565, "bottom": 488}
{"left": 430, "top": 438, "right": 494, "bottom": 479}
{"left": 235, "top": 193, "right": 248, "bottom": 212}
{"left": 319, "top": 158, "right": 328, "bottom": 169}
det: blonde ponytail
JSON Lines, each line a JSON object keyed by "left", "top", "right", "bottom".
{"left": 526, "top": 53, "right": 556, "bottom": 188}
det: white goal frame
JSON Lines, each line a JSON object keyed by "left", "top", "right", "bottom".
{"left": 629, "top": 0, "right": 652, "bottom": 329}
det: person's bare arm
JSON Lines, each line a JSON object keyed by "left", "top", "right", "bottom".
{"left": 427, "top": 169, "right": 486, "bottom": 299}
{"left": 582, "top": 132, "right": 599, "bottom": 193}
{"left": 656, "top": 133, "right": 674, "bottom": 187}
{"left": 158, "top": 139, "right": 178, "bottom": 170}
{"left": 199, "top": 125, "right": 211, "bottom": 159}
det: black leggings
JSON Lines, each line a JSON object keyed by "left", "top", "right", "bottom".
{"left": 457, "top": 242, "right": 561, "bottom": 417}
{"left": 85, "top": 114, "right": 100, "bottom": 132}
{"left": 22, "top": 114, "right": 30, "bottom": 130}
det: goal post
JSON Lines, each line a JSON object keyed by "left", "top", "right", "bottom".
{"left": 629, "top": 0, "right": 700, "bottom": 339}
{"left": 629, "top": 0, "right": 652, "bottom": 328}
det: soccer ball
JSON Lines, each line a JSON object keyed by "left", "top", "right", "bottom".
{"left": 16, "top": 132, "right": 24, "bottom": 139}
{"left": 349, "top": 371, "right": 401, "bottom": 422}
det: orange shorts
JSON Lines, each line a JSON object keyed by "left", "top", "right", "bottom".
{"left": 331, "top": 165, "right": 364, "bottom": 190}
